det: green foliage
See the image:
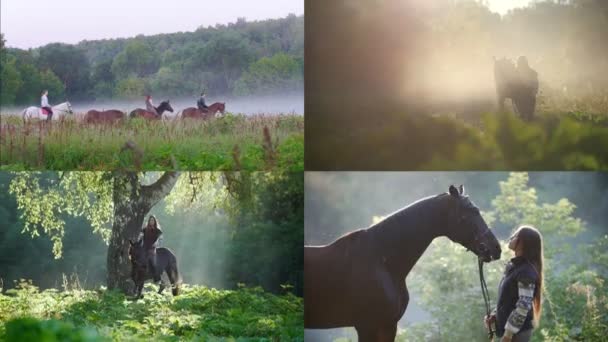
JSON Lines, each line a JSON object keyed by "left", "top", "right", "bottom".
{"left": 0, "top": 283, "right": 303, "bottom": 341}
{"left": 308, "top": 111, "right": 608, "bottom": 170}
{"left": 111, "top": 41, "right": 160, "bottom": 79}
{"left": 8, "top": 172, "right": 114, "bottom": 258}
{"left": 0, "top": 115, "right": 303, "bottom": 170}
{"left": 113, "top": 76, "right": 148, "bottom": 99}
{"left": 0, "top": 55, "right": 23, "bottom": 105}
{"left": 234, "top": 53, "right": 303, "bottom": 96}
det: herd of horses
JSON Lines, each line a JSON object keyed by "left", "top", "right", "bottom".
{"left": 304, "top": 185, "right": 502, "bottom": 341}
{"left": 20, "top": 100, "right": 226, "bottom": 123}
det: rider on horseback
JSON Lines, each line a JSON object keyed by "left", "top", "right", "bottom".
{"left": 197, "top": 90, "right": 209, "bottom": 112}
{"left": 41, "top": 90, "right": 53, "bottom": 122}
{"left": 145, "top": 95, "right": 160, "bottom": 117}
{"left": 138, "top": 215, "right": 163, "bottom": 283}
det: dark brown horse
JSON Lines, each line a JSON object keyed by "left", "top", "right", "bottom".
{"left": 494, "top": 57, "right": 538, "bottom": 120}
{"left": 181, "top": 102, "right": 226, "bottom": 119}
{"left": 129, "top": 239, "right": 181, "bottom": 298}
{"left": 84, "top": 109, "right": 125, "bottom": 124}
{"left": 129, "top": 100, "right": 174, "bottom": 120}
{"left": 304, "top": 185, "right": 501, "bottom": 341}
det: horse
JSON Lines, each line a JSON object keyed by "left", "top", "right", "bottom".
{"left": 181, "top": 102, "right": 226, "bottom": 119}
{"left": 128, "top": 239, "right": 181, "bottom": 298}
{"left": 129, "top": 100, "right": 174, "bottom": 120}
{"left": 304, "top": 185, "right": 502, "bottom": 342}
{"left": 494, "top": 57, "right": 537, "bottom": 120}
{"left": 21, "top": 102, "right": 74, "bottom": 122}
{"left": 84, "top": 109, "right": 126, "bottom": 124}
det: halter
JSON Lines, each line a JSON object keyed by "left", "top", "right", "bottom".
{"left": 479, "top": 258, "right": 495, "bottom": 340}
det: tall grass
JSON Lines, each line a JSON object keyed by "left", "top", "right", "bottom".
{"left": 0, "top": 113, "right": 304, "bottom": 171}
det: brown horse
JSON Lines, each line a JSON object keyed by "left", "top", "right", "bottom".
{"left": 84, "top": 109, "right": 125, "bottom": 124}
{"left": 304, "top": 185, "right": 501, "bottom": 341}
{"left": 129, "top": 100, "right": 174, "bottom": 120}
{"left": 129, "top": 239, "right": 181, "bottom": 299}
{"left": 181, "top": 102, "right": 225, "bottom": 119}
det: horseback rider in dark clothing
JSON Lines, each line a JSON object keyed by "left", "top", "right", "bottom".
{"left": 514, "top": 56, "right": 539, "bottom": 121}
{"left": 138, "top": 215, "right": 163, "bottom": 283}
{"left": 197, "top": 90, "right": 209, "bottom": 112}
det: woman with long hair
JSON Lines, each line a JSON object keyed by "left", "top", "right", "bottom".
{"left": 486, "top": 226, "right": 544, "bottom": 342}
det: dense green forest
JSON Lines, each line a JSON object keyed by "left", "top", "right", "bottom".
{"left": 305, "top": 172, "right": 608, "bottom": 341}
{"left": 0, "top": 14, "right": 303, "bottom": 106}
{"left": 306, "top": 0, "right": 608, "bottom": 170}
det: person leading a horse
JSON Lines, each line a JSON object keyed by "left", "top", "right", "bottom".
{"left": 41, "top": 90, "right": 53, "bottom": 122}
{"left": 138, "top": 215, "right": 163, "bottom": 282}
{"left": 197, "top": 90, "right": 209, "bottom": 112}
{"left": 145, "top": 95, "right": 160, "bottom": 117}
{"left": 514, "top": 56, "right": 539, "bottom": 120}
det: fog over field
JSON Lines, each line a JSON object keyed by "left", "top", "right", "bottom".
{"left": 0, "top": 93, "right": 303, "bottom": 117}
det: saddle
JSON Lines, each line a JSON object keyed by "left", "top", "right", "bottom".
{"left": 41, "top": 108, "right": 51, "bottom": 115}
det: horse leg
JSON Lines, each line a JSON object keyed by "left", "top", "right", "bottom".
{"left": 167, "top": 263, "right": 180, "bottom": 296}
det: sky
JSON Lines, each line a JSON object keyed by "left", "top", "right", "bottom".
{"left": 0, "top": 0, "right": 303, "bottom": 49}
{"left": 486, "top": 0, "right": 534, "bottom": 15}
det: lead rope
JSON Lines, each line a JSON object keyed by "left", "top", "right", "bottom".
{"left": 479, "top": 258, "right": 495, "bottom": 340}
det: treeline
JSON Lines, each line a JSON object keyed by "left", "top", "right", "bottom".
{"left": 0, "top": 14, "right": 303, "bottom": 106}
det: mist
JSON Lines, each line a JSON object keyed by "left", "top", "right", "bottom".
{"left": 0, "top": 92, "right": 303, "bottom": 116}
{"left": 304, "top": 171, "right": 608, "bottom": 341}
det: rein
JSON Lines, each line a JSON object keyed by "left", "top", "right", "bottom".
{"left": 479, "top": 258, "right": 495, "bottom": 340}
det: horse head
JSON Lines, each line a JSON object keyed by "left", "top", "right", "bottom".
{"left": 158, "top": 100, "right": 174, "bottom": 114}
{"left": 444, "top": 185, "right": 501, "bottom": 262}
{"left": 219, "top": 102, "right": 226, "bottom": 114}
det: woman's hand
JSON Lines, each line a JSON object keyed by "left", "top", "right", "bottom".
{"left": 484, "top": 314, "right": 496, "bottom": 329}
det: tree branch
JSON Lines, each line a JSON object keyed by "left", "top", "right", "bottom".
{"left": 140, "top": 172, "right": 180, "bottom": 211}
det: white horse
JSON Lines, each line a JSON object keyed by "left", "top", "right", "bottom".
{"left": 21, "top": 102, "right": 74, "bottom": 122}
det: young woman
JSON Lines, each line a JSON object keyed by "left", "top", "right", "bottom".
{"left": 138, "top": 215, "right": 163, "bottom": 280}
{"left": 485, "top": 226, "right": 544, "bottom": 342}
{"left": 41, "top": 90, "right": 53, "bottom": 121}
{"left": 145, "top": 95, "right": 159, "bottom": 116}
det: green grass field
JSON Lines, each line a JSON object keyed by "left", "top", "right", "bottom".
{"left": 0, "top": 113, "right": 304, "bottom": 171}
{"left": 0, "top": 281, "right": 303, "bottom": 341}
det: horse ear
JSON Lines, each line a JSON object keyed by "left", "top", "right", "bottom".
{"left": 449, "top": 185, "right": 460, "bottom": 197}
{"left": 458, "top": 184, "right": 465, "bottom": 195}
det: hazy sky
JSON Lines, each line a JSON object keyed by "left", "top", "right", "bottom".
{"left": 0, "top": 0, "right": 303, "bottom": 49}
{"left": 487, "top": 0, "right": 534, "bottom": 15}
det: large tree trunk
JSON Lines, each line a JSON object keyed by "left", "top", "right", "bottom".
{"left": 106, "top": 172, "right": 180, "bottom": 293}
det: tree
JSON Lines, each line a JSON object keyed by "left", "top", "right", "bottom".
{"left": 9, "top": 172, "right": 180, "bottom": 292}
{"left": 111, "top": 41, "right": 160, "bottom": 79}
{"left": 233, "top": 53, "right": 303, "bottom": 96}
{"left": 37, "top": 44, "right": 91, "bottom": 100}
{"left": 7, "top": 172, "right": 304, "bottom": 296}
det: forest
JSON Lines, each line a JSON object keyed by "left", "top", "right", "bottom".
{"left": 0, "top": 171, "right": 303, "bottom": 340}
{"left": 306, "top": 0, "right": 608, "bottom": 170}
{"left": 0, "top": 14, "right": 303, "bottom": 106}
{"left": 304, "top": 172, "right": 608, "bottom": 341}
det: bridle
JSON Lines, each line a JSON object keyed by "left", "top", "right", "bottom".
{"left": 479, "top": 258, "right": 494, "bottom": 340}
{"left": 451, "top": 199, "right": 496, "bottom": 339}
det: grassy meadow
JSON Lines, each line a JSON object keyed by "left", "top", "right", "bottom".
{"left": 0, "top": 113, "right": 304, "bottom": 171}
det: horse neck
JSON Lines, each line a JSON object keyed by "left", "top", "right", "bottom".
{"left": 368, "top": 194, "right": 450, "bottom": 279}
{"left": 156, "top": 104, "right": 166, "bottom": 115}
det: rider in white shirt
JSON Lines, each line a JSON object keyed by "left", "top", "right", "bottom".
{"left": 41, "top": 90, "right": 53, "bottom": 121}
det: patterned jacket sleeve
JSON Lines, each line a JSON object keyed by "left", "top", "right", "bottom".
{"left": 504, "top": 277, "right": 536, "bottom": 336}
